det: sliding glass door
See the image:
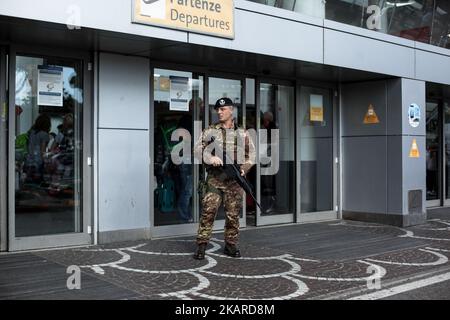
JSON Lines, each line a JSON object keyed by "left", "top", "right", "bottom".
{"left": 256, "top": 80, "right": 295, "bottom": 226}
{"left": 426, "top": 83, "right": 450, "bottom": 208}
{"left": 150, "top": 68, "right": 248, "bottom": 237}
{"left": 0, "top": 47, "right": 7, "bottom": 251}
{"left": 206, "top": 75, "right": 246, "bottom": 228}
{"left": 8, "top": 47, "right": 92, "bottom": 251}
{"left": 298, "top": 86, "right": 337, "bottom": 221}
{"left": 152, "top": 68, "right": 204, "bottom": 229}
{"left": 426, "top": 101, "right": 441, "bottom": 207}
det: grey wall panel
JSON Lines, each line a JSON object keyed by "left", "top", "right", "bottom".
{"left": 402, "top": 136, "right": 426, "bottom": 214}
{"left": 415, "top": 41, "right": 450, "bottom": 57}
{"left": 387, "top": 136, "right": 403, "bottom": 214}
{"left": 0, "top": 0, "right": 188, "bottom": 43}
{"left": 99, "top": 53, "right": 150, "bottom": 130}
{"left": 324, "top": 19, "right": 416, "bottom": 47}
{"left": 341, "top": 81, "right": 387, "bottom": 137}
{"left": 189, "top": 9, "right": 324, "bottom": 64}
{"left": 387, "top": 78, "right": 403, "bottom": 136}
{"left": 324, "top": 29, "right": 415, "bottom": 79}
{"left": 342, "top": 137, "right": 387, "bottom": 214}
{"left": 98, "top": 129, "right": 150, "bottom": 232}
{"left": 386, "top": 78, "right": 425, "bottom": 135}
{"left": 416, "top": 50, "right": 450, "bottom": 86}
{"left": 401, "top": 79, "right": 426, "bottom": 136}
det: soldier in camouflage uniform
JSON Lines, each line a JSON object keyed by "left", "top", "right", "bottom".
{"left": 193, "top": 97, "right": 255, "bottom": 260}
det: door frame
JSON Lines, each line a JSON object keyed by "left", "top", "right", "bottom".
{"left": 443, "top": 91, "right": 450, "bottom": 207}
{"left": 425, "top": 90, "right": 450, "bottom": 208}
{"left": 426, "top": 98, "right": 443, "bottom": 208}
{"left": 148, "top": 61, "right": 341, "bottom": 237}
{"left": 149, "top": 63, "right": 248, "bottom": 238}
{"left": 7, "top": 44, "right": 93, "bottom": 251}
{"left": 206, "top": 72, "right": 247, "bottom": 230}
{"left": 149, "top": 64, "right": 205, "bottom": 238}
{"left": 296, "top": 82, "right": 339, "bottom": 223}
{"left": 0, "top": 46, "right": 7, "bottom": 251}
{"left": 255, "top": 77, "right": 297, "bottom": 226}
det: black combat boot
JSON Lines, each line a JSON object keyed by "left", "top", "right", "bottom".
{"left": 224, "top": 243, "right": 241, "bottom": 258}
{"left": 193, "top": 243, "right": 207, "bottom": 260}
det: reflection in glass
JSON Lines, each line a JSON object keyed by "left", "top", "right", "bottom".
{"left": 246, "top": 0, "right": 325, "bottom": 18}
{"left": 445, "top": 103, "right": 450, "bottom": 199}
{"left": 432, "top": 0, "right": 450, "bottom": 48}
{"left": 153, "top": 69, "right": 204, "bottom": 226}
{"left": 259, "top": 83, "right": 295, "bottom": 215}
{"left": 299, "top": 87, "right": 333, "bottom": 213}
{"left": 426, "top": 102, "right": 440, "bottom": 201}
{"left": 14, "top": 56, "right": 83, "bottom": 237}
{"left": 246, "top": 0, "right": 449, "bottom": 49}
{"left": 325, "top": 0, "right": 449, "bottom": 48}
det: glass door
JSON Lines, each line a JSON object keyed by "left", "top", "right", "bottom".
{"left": 298, "top": 86, "right": 337, "bottom": 222}
{"left": 445, "top": 97, "right": 450, "bottom": 206}
{"left": 256, "top": 81, "right": 295, "bottom": 226}
{"left": 206, "top": 76, "right": 246, "bottom": 229}
{"left": 0, "top": 47, "right": 7, "bottom": 251}
{"left": 151, "top": 68, "right": 204, "bottom": 237}
{"left": 245, "top": 78, "right": 257, "bottom": 226}
{"left": 426, "top": 101, "right": 441, "bottom": 207}
{"left": 425, "top": 84, "right": 450, "bottom": 208}
{"left": 8, "top": 48, "right": 91, "bottom": 251}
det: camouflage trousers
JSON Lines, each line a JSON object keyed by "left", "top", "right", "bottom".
{"left": 197, "top": 176, "right": 243, "bottom": 246}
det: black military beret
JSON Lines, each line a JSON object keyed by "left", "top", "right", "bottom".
{"left": 214, "top": 97, "right": 234, "bottom": 110}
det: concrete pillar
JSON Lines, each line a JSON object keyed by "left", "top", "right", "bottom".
{"left": 341, "top": 78, "right": 426, "bottom": 227}
{"left": 97, "top": 53, "right": 151, "bottom": 243}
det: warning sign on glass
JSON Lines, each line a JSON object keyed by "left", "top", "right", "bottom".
{"left": 310, "top": 94, "right": 324, "bottom": 122}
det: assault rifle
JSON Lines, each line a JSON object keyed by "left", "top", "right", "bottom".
{"left": 210, "top": 137, "right": 265, "bottom": 214}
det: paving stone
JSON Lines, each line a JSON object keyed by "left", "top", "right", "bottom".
{"left": 1, "top": 217, "right": 449, "bottom": 300}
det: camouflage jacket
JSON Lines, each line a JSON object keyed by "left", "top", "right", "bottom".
{"left": 194, "top": 121, "right": 256, "bottom": 176}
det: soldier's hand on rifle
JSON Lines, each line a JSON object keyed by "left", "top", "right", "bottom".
{"left": 210, "top": 156, "right": 223, "bottom": 167}
{"left": 240, "top": 169, "right": 245, "bottom": 176}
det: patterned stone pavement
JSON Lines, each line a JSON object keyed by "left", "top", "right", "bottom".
{"left": 1, "top": 217, "right": 450, "bottom": 300}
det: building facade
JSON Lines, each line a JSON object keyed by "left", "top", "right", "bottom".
{"left": 0, "top": 0, "right": 449, "bottom": 251}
